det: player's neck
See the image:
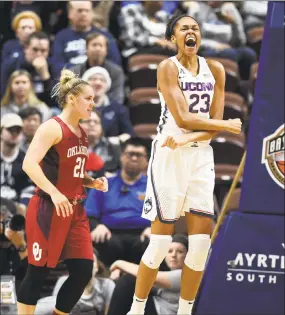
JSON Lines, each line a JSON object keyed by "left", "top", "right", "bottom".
{"left": 178, "top": 54, "right": 199, "bottom": 74}
{"left": 59, "top": 109, "right": 80, "bottom": 127}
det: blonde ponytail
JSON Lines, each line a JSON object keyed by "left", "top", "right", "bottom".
{"left": 51, "top": 69, "right": 89, "bottom": 107}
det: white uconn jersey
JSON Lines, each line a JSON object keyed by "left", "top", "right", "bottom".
{"left": 157, "top": 56, "right": 215, "bottom": 143}
{"left": 143, "top": 56, "right": 216, "bottom": 223}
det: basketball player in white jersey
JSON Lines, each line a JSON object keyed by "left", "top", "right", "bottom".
{"left": 127, "top": 14, "right": 242, "bottom": 315}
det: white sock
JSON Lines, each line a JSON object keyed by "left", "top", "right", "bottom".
{"left": 177, "top": 297, "right": 195, "bottom": 315}
{"left": 127, "top": 295, "right": 147, "bottom": 315}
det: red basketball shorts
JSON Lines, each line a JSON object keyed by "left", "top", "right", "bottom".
{"left": 25, "top": 195, "right": 93, "bottom": 268}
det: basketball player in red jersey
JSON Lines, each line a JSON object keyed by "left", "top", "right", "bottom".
{"left": 17, "top": 69, "right": 108, "bottom": 315}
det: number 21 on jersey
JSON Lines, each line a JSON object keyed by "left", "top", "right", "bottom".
{"left": 74, "top": 157, "right": 85, "bottom": 178}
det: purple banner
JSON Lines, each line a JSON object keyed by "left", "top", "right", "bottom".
{"left": 240, "top": 1, "right": 284, "bottom": 215}
{"left": 194, "top": 212, "right": 285, "bottom": 315}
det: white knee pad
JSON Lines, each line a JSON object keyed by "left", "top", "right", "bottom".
{"left": 184, "top": 234, "right": 211, "bottom": 271}
{"left": 142, "top": 234, "right": 172, "bottom": 269}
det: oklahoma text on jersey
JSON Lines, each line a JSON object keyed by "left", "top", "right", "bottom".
{"left": 67, "top": 145, "right": 88, "bottom": 158}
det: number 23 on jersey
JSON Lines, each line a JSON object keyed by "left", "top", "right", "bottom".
{"left": 189, "top": 93, "right": 210, "bottom": 113}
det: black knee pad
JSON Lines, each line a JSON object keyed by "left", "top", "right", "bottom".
{"left": 17, "top": 264, "right": 49, "bottom": 305}
{"left": 55, "top": 259, "right": 94, "bottom": 313}
{"left": 65, "top": 258, "right": 93, "bottom": 285}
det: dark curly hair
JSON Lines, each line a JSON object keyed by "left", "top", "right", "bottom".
{"left": 165, "top": 14, "right": 199, "bottom": 41}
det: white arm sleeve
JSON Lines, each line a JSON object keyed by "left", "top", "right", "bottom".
{"left": 102, "top": 278, "right": 116, "bottom": 307}
{"left": 166, "top": 269, "right": 182, "bottom": 291}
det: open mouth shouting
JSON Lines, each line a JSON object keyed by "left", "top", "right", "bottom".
{"left": 185, "top": 36, "right": 197, "bottom": 50}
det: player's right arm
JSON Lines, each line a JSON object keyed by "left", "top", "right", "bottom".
{"left": 157, "top": 59, "right": 241, "bottom": 133}
{"left": 22, "top": 119, "right": 73, "bottom": 217}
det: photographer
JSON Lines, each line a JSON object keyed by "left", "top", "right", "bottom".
{"left": 0, "top": 198, "right": 28, "bottom": 292}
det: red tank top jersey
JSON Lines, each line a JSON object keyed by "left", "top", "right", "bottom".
{"left": 36, "top": 116, "right": 88, "bottom": 200}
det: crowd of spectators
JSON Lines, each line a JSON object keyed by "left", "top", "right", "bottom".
{"left": 1, "top": 1, "right": 267, "bottom": 314}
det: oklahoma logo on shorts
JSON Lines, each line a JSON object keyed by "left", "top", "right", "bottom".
{"left": 261, "top": 124, "right": 284, "bottom": 189}
{"left": 33, "top": 242, "right": 42, "bottom": 261}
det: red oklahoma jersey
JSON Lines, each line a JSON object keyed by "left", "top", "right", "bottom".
{"left": 36, "top": 116, "right": 89, "bottom": 200}
{"left": 26, "top": 116, "right": 93, "bottom": 268}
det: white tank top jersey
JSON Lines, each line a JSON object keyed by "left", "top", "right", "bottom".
{"left": 156, "top": 56, "right": 215, "bottom": 144}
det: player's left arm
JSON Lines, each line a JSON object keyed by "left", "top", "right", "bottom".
{"left": 162, "top": 60, "right": 226, "bottom": 149}
{"left": 83, "top": 172, "right": 108, "bottom": 192}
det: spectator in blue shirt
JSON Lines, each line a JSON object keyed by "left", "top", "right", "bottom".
{"left": 52, "top": 0, "right": 121, "bottom": 77}
{"left": 85, "top": 137, "right": 150, "bottom": 266}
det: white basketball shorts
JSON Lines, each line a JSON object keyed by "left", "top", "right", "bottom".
{"left": 142, "top": 138, "right": 215, "bottom": 223}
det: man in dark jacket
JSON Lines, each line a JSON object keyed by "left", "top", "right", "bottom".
{"left": 71, "top": 32, "right": 125, "bottom": 104}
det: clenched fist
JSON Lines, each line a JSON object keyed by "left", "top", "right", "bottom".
{"left": 225, "top": 118, "right": 242, "bottom": 134}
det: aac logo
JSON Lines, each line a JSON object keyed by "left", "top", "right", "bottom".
{"left": 179, "top": 68, "right": 186, "bottom": 79}
{"left": 261, "top": 124, "right": 285, "bottom": 189}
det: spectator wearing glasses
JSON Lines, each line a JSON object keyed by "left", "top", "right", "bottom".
{"left": 85, "top": 137, "right": 150, "bottom": 266}
{"left": 0, "top": 113, "right": 30, "bottom": 203}
{"left": 1, "top": 32, "right": 53, "bottom": 106}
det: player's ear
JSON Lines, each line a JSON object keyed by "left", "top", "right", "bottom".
{"left": 171, "top": 36, "right": 176, "bottom": 44}
{"left": 67, "top": 94, "right": 75, "bottom": 106}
